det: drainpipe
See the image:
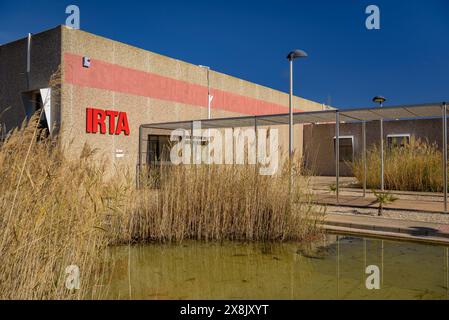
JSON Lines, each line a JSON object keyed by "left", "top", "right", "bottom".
{"left": 26, "top": 33, "right": 32, "bottom": 90}
{"left": 199, "top": 65, "right": 211, "bottom": 119}
{"left": 207, "top": 68, "right": 211, "bottom": 120}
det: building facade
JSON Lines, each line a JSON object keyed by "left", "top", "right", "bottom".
{"left": 3, "top": 25, "right": 443, "bottom": 179}
{"left": 303, "top": 118, "right": 445, "bottom": 176}
{"left": 0, "top": 25, "right": 331, "bottom": 174}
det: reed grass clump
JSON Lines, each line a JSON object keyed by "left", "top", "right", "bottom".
{"left": 0, "top": 119, "right": 324, "bottom": 299}
{"left": 351, "top": 138, "right": 444, "bottom": 192}
{"left": 116, "top": 162, "right": 324, "bottom": 243}
{"left": 0, "top": 119, "right": 118, "bottom": 299}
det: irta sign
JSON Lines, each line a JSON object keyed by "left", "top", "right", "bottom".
{"left": 86, "top": 108, "right": 130, "bottom": 136}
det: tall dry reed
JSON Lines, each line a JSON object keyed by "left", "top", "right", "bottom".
{"left": 115, "top": 162, "right": 324, "bottom": 243}
{"left": 0, "top": 119, "right": 323, "bottom": 299}
{"left": 0, "top": 119, "right": 120, "bottom": 299}
{"left": 351, "top": 138, "right": 444, "bottom": 192}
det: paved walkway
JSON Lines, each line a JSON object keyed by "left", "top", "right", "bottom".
{"left": 311, "top": 176, "right": 449, "bottom": 243}
{"left": 314, "top": 194, "right": 446, "bottom": 214}
{"left": 310, "top": 176, "right": 359, "bottom": 189}
{"left": 323, "top": 213, "right": 449, "bottom": 245}
{"left": 309, "top": 175, "right": 447, "bottom": 213}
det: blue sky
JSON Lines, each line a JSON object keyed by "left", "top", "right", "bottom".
{"left": 0, "top": 0, "right": 448, "bottom": 108}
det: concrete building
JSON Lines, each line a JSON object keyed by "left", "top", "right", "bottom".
{"left": 3, "top": 25, "right": 443, "bottom": 180}
{"left": 0, "top": 25, "right": 331, "bottom": 174}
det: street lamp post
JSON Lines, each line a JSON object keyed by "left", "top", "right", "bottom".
{"left": 287, "top": 50, "right": 308, "bottom": 159}
{"left": 373, "top": 96, "right": 386, "bottom": 191}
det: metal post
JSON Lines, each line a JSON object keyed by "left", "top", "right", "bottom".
{"left": 362, "top": 121, "right": 367, "bottom": 197}
{"left": 381, "top": 240, "right": 384, "bottom": 287}
{"left": 380, "top": 110, "right": 384, "bottom": 191}
{"left": 363, "top": 238, "right": 367, "bottom": 284}
{"left": 137, "top": 125, "right": 142, "bottom": 188}
{"left": 444, "top": 247, "right": 449, "bottom": 300}
{"left": 290, "top": 254, "right": 294, "bottom": 299}
{"left": 443, "top": 102, "right": 447, "bottom": 213}
{"left": 380, "top": 124, "right": 385, "bottom": 191}
{"left": 337, "top": 235, "right": 340, "bottom": 297}
{"left": 289, "top": 59, "right": 294, "bottom": 159}
{"left": 364, "top": 238, "right": 367, "bottom": 270}
{"left": 336, "top": 111, "right": 340, "bottom": 203}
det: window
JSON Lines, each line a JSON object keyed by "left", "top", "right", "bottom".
{"left": 334, "top": 136, "right": 354, "bottom": 162}
{"left": 387, "top": 134, "right": 410, "bottom": 148}
{"left": 147, "top": 135, "right": 172, "bottom": 164}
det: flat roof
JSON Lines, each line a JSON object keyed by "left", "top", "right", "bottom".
{"left": 141, "top": 102, "right": 447, "bottom": 130}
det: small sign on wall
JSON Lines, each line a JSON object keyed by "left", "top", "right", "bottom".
{"left": 115, "top": 149, "right": 125, "bottom": 158}
{"left": 86, "top": 108, "right": 130, "bottom": 136}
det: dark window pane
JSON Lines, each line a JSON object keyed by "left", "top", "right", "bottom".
{"left": 387, "top": 136, "right": 410, "bottom": 148}
{"left": 334, "top": 137, "right": 353, "bottom": 162}
{"left": 147, "top": 135, "right": 172, "bottom": 164}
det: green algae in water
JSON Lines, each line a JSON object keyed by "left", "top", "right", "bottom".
{"left": 107, "top": 235, "right": 449, "bottom": 300}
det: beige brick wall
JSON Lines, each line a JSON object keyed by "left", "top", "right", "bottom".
{"left": 59, "top": 26, "right": 328, "bottom": 173}
{"left": 0, "top": 26, "right": 61, "bottom": 134}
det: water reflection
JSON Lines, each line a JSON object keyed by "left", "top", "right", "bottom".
{"left": 107, "top": 235, "right": 449, "bottom": 300}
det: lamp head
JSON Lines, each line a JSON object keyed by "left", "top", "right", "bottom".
{"left": 372, "top": 96, "right": 386, "bottom": 104}
{"left": 287, "top": 49, "right": 308, "bottom": 61}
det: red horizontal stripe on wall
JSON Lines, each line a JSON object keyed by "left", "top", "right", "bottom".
{"left": 64, "top": 53, "right": 296, "bottom": 115}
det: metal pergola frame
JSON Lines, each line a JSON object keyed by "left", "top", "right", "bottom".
{"left": 139, "top": 102, "right": 448, "bottom": 212}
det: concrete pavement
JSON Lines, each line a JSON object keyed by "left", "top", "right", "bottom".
{"left": 314, "top": 193, "right": 446, "bottom": 214}
{"left": 323, "top": 213, "right": 449, "bottom": 245}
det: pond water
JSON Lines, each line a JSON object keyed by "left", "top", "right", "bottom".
{"left": 107, "top": 235, "right": 449, "bottom": 300}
